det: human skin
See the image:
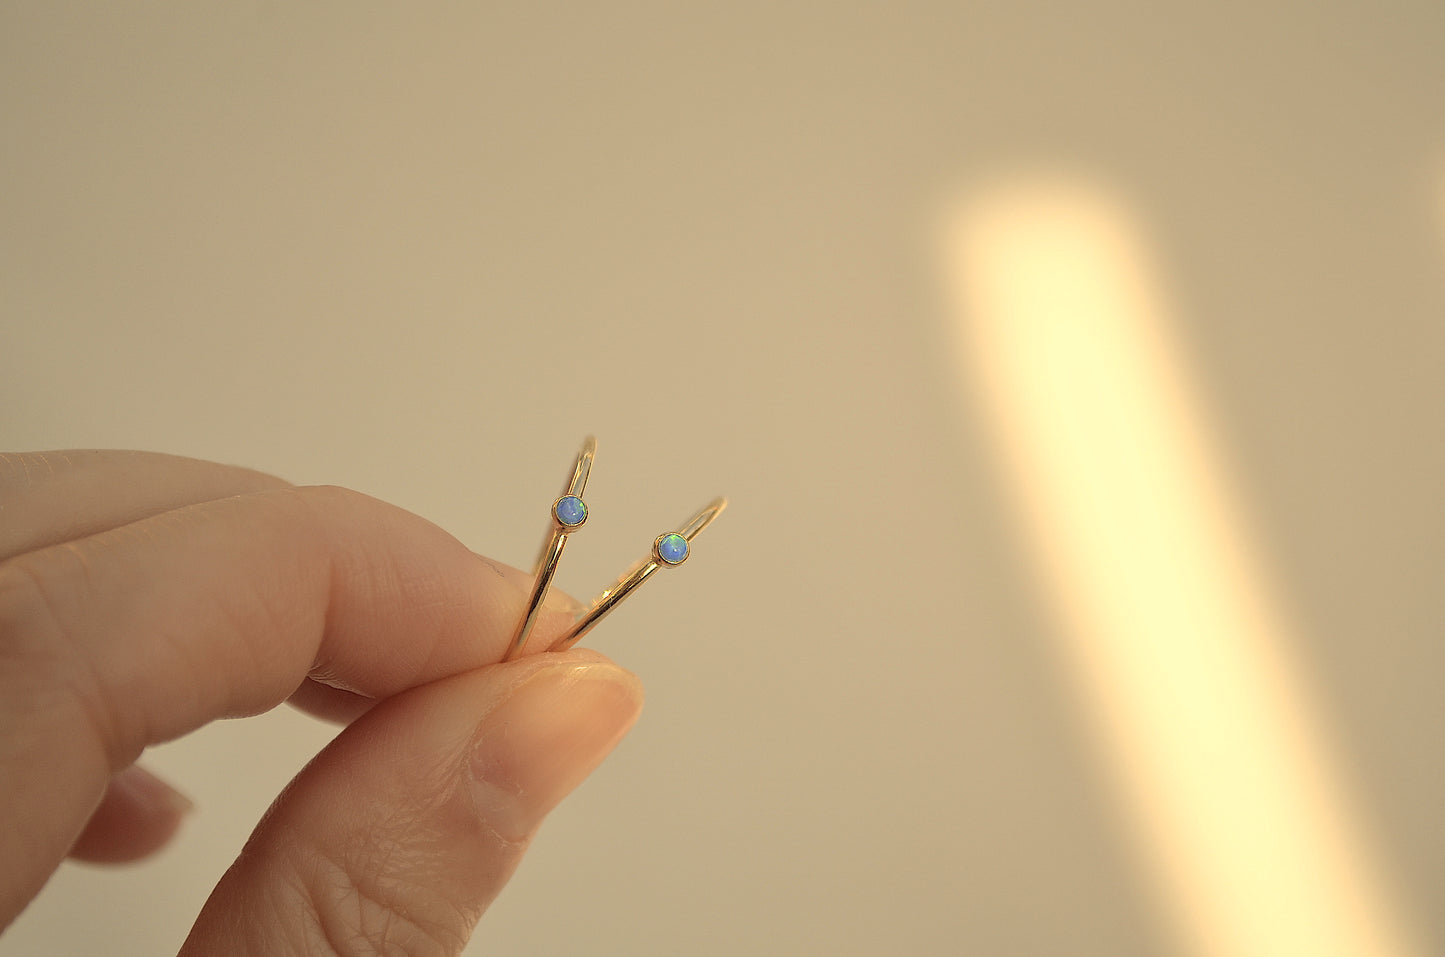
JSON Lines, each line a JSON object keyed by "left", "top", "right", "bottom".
{"left": 0, "top": 450, "right": 643, "bottom": 954}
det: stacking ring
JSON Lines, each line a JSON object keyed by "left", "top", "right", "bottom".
{"left": 505, "top": 436, "right": 597, "bottom": 661}
{"left": 550, "top": 496, "right": 727, "bottom": 652}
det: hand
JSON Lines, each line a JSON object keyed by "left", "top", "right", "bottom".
{"left": 0, "top": 450, "right": 643, "bottom": 955}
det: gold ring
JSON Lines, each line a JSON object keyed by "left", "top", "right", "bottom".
{"left": 505, "top": 436, "right": 597, "bottom": 661}
{"left": 550, "top": 496, "right": 727, "bottom": 652}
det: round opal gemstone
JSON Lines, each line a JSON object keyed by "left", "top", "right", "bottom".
{"left": 554, "top": 495, "right": 588, "bottom": 528}
{"left": 656, "top": 532, "right": 689, "bottom": 565}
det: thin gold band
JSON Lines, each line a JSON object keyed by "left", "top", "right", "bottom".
{"left": 505, "top": 436, "right": 597, "bottom": 661}
{"left": 550, "top": 496, "right": 727, "bottom": 652}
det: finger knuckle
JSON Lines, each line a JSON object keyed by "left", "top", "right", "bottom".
{"left": 0, "top": 556, "right": 73, "bottom": 678}
{"left": 0, "top": 554, "right": 115, "bottom": 741}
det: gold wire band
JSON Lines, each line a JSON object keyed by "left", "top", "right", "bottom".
{"left": 551, "top": 496, "right": 727, "bottom": 652}
{"left": 505, "top": 436, "right": 597, "bottom": 661}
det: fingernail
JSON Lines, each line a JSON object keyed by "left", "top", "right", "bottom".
{"left": 473, "top": 551, "right": 587, "bottom": 619}
{"left": 543, "top": 588, "right": 589, "bottom": 618}
{"left": 116, "top": 764, "right": 196, "bottom": 817}
{"left": 470, "top": 662, "right": 643, "bottom": 841}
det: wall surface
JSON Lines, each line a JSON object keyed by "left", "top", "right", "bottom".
{"left": 2, "top": 2, "right": 1442, "bottom": 954}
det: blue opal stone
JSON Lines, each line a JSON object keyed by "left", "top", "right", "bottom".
{"left": 554, "top": 495, "right": 588, "bottom": 528}
{"left": 656, "top": 532, "right": 689, "bottom": 565}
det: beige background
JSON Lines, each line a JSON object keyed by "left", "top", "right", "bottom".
{"left": 2, "top": 2, "right": 1442, "bottom": 954}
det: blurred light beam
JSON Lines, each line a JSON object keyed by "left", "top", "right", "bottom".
{"left": 942, "top": 175, "right": 1418, "bottom": 957}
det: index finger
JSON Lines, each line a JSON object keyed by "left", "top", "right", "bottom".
{"left": 0, "top": 484, "right": 579, "bottom": 927}
{"left": 0, "top": 450, "right": 291, "bottom": 559}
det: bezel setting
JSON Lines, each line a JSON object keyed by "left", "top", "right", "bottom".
{"left": 654, "top": 531, "right": 690, "bottom": 566}
{"left": 553, "top": 494, "right": 589, "bottom": 529}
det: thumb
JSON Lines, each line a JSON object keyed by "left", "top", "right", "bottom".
{"left": 180, "top": 650, "right": 643, "bottom": 956}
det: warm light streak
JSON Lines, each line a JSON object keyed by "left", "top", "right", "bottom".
{"left": 943, "top": 175, "right": 1419, "bottom": 957}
